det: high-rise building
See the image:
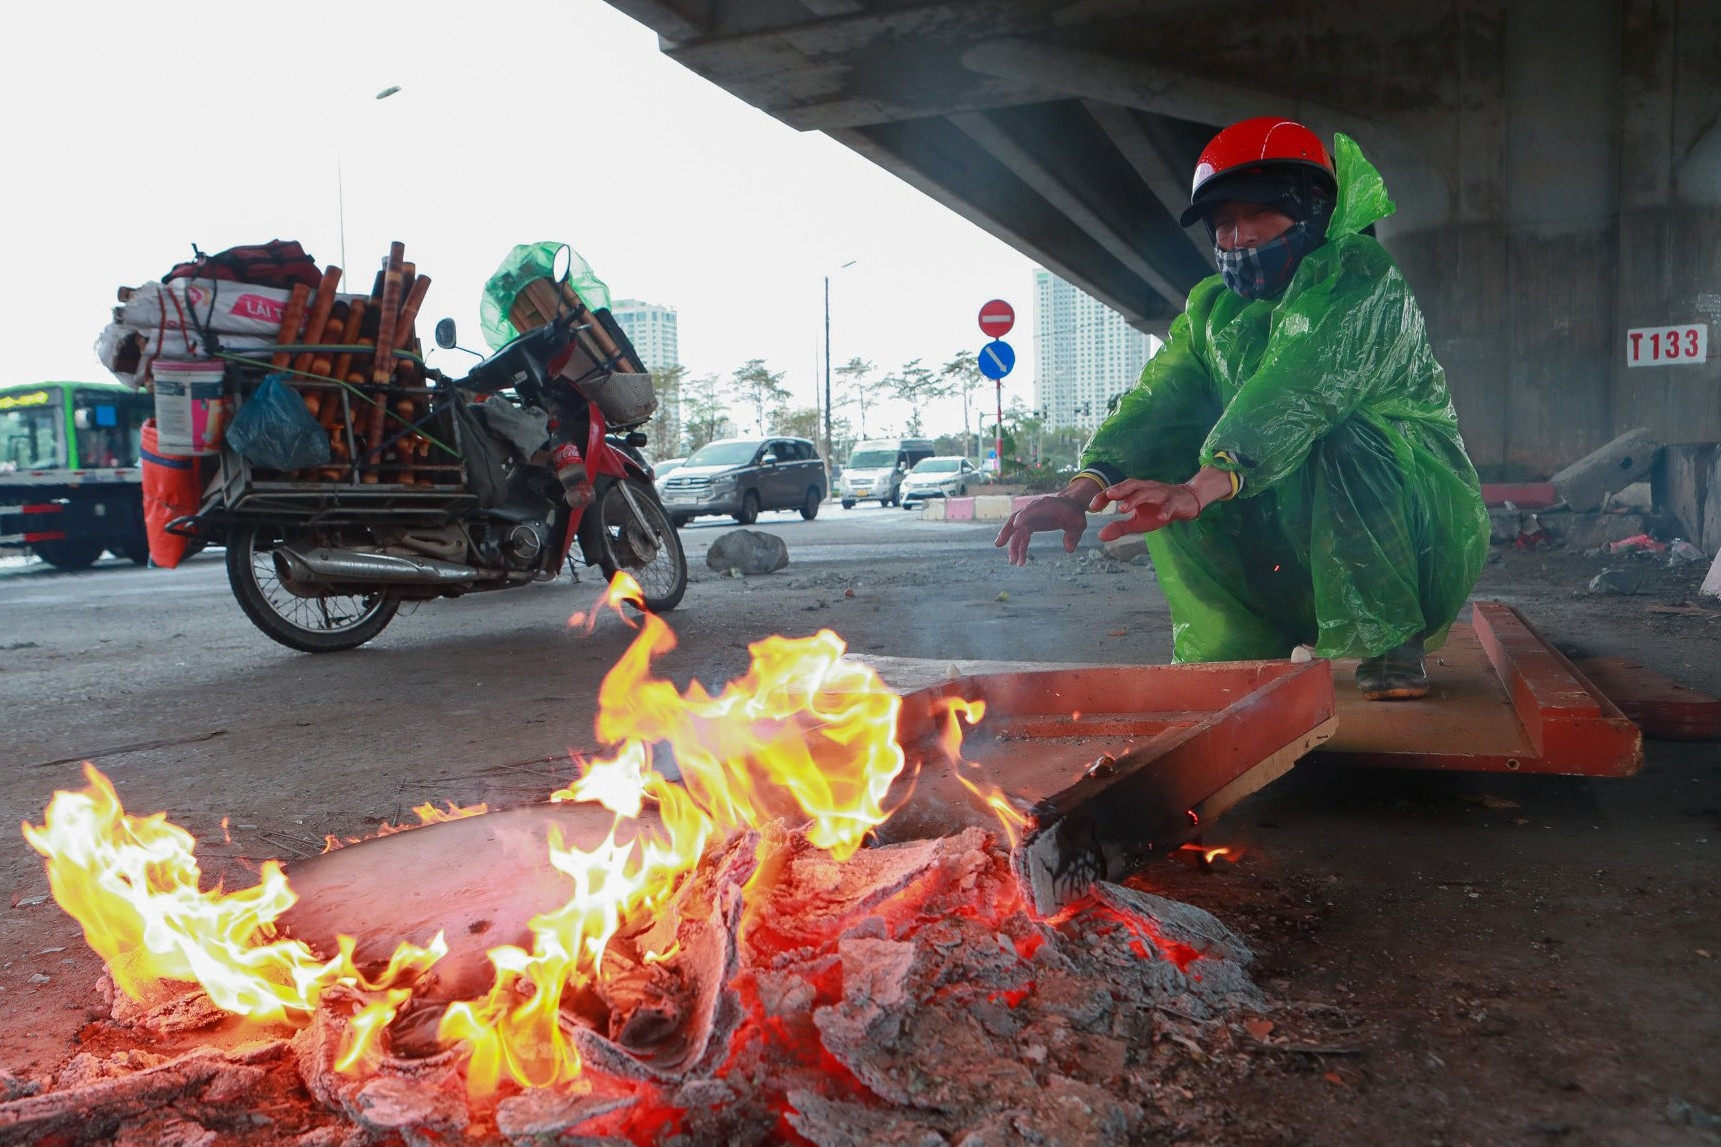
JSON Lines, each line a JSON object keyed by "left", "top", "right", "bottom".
{"left": 1031, "top": 270, "right": 1161, "bottom": 432}
{"left": 609, "top": 299, "right": 680, "bottom": 373}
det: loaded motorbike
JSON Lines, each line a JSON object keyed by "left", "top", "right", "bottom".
{"left": 180, "top": 253, "right": 687, "bottom": 653}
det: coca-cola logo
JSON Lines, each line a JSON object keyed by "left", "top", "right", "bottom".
{"left": 229, "top": 293, "right": 287, "bottom": 323}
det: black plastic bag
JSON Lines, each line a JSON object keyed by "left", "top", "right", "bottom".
{"left": 226, "top": 374, "right": 332, "bottom": 471}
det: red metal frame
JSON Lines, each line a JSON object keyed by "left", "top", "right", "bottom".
{"left": 1310, "top": 602, "right": 1643, "bottom": 775}
{"left": 884, "top": 659, "right": 1338, "bottom": 913}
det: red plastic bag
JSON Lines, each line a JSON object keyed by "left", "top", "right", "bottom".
{"left": 1608, "top": 533, "right": 1666, "bottom": 554}
{"left": 140, "top": 419, "right": 210, "bottom": 568}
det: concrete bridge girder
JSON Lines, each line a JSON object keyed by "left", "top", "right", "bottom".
{"left": 604, "top": 0, "right": 1721, "bottom": 475}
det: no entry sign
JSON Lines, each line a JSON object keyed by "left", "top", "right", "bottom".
{"left": 978, "top": 299, "right": 1015, "bottom": 339}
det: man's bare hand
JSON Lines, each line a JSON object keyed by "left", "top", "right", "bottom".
{"left": 994, "top": 494, "right": 1091, "bottom": 566}
{"left": 1094, "top": 480, "right": 1202, "bottom": 541}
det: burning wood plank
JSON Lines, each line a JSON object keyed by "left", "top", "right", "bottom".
{"left": 278, "top": 802, "right": 663, "bottom": 1003}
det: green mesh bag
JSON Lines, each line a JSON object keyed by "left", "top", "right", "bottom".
{"left": 478, "top": 242, "right": 612, "bottom": 351}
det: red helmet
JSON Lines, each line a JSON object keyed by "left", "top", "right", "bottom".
{"left": 1179, "top": 117, "right": 1336, "bottom": 227}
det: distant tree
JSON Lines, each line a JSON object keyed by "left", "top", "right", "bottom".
{"left": 683, "top": 372, "right": 732, "bottom": 453}
{"left": 832, "top": 357, "right": 878, "bottom": 440}
{"left": 728, "top": 359, "right": 791, "bottom": 437}
{"left": 648, "top": 364, "right": 685, "bottom": 457}
{"left": 880, "top": 359, "right": 953, "bottom": 437}
{"left": 1002, "top": 399, "right": 1045, "bottom": 468}
{"left": 939, "top": 350, "right": 985, "bottom": 457}
{"left": 932, "top": 433, "right": 968, "bottom": 457}
{"left": 1040, "top": 425, "right": 1089, "bottom": 470}
{"left": 773, "top": 407, "right": 821, "bottom": 441}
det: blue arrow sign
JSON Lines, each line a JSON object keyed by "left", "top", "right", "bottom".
{"left": 978, "top": 339, "right": 1015, "bottom": 380}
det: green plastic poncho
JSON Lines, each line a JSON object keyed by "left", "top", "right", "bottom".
{"left": 1080, "top": 135, "right": 1489, "bottom": 663}
{"left": 478, "top": 242, "right": 612, "bottom": 351}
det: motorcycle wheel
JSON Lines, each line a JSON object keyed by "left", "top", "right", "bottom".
{"left": 225, "top": 523, "right": 401, "bottom": 653}
{"left": 584, "top": 475, "right": 688, "bottom": 612}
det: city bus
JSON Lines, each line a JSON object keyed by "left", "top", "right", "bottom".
{"left": 0, "top": 380, "right": 154, "bottom": 569}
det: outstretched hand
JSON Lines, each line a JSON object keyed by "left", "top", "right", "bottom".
{"left": 1093, "top": 479, "right": 1203, "bottom": 541}
{"left": 994, "top": 492, "right": 1094, "bottom": 566}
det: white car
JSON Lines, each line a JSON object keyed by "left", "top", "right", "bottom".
{"left": 651, "top": 457, "right": 686, "bottom": 496}
{"left": 899, "top": 456, "right": 978, "bottom": 506}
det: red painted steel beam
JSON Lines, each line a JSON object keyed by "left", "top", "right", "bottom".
{"left": 1481, "top": 482, "right": 1559, "bottom": 508}
{"left": 1469, "top": 602, "right": 1642, "bottom": 775}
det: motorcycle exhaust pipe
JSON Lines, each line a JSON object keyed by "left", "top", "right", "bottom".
{"left": 273, "top": 546, "right": 495, "bottom": 586}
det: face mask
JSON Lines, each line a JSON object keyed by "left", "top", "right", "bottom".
{"left": 1214, "top": 219, "right": 1323, "bottom": 300}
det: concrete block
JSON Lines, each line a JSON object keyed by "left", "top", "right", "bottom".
{"left": 1707, "top": 452, "right": 1721, "bottom": 556}
{"left": 1650, "top": 443, "right": 1714, "bottom": 546}
{"left": 1553, "top": 510, "right": 1680, "bottom": 552}
{"left": 1550, "top": 427, "right": 1662, "bottom": 512}
{"left": 945, "top": 497, "right": 975, "bottom": 521}
{"left": 1102, "top": 535, "right": 1148, "bottom": 563}
{"left": 920, "top": 499, "right": 946, "bottom": 521}
{"left": 973, "top": 495, "right": 1015, "bottom": 520}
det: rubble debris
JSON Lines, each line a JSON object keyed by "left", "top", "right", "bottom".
{"left": 1668, "top": 538, "right": 1707, "bottom": 565}
{"left": 705, "top": 529, "right": 790, "bottom": 575}
{"left": 1100, "top": 535, "right": 1148, "bottom": 563}
{"left": 1588, "top": 568, "right": 1642, "bottom": 595}
{"left": 1551, "top": 427, "right": 1661, "bottom": 512}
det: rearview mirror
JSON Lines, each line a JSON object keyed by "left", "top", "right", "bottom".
{"left": 551, "top": 244, "right": 572, "bottom": 284}
{"left": 761, "top": 454, "right": 778, "bottom": 466}
{"left": 434, "top": 318, "right": 458, "bottom": 350}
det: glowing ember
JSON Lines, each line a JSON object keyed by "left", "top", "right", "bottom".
{"left": 22, "top": 572, "right": 922, "bottom": 1098}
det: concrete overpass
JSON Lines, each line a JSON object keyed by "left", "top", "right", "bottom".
{"left": 602, "top": 0, "right": 1721, "bottom": 477}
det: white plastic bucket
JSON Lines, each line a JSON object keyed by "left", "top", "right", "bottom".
{"left": 152, "top": 360, "right": 231, "bottom": 456}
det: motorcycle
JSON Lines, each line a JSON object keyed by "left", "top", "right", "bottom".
{"left": 187, "top": 253, "right": 688, "bottom": 653}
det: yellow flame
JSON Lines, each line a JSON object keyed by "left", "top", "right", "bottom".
{"left": 28, "top": 571, "right": 919, "bottom": 1097}
{"left": 932, "top": 698, "right": 1032, "bottom": 848}
{"left": 324, "top": 799, "right": 492, "bottom": 853}
{"left": 444, "top": 573, "right": 908, "bottom": 1094}
{"left": 20, "top": 764, "right": 445, "bottom": 1027}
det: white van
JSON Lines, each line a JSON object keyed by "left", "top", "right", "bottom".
{"left": 838, "top": 438, "right": 937, "bottom": 508}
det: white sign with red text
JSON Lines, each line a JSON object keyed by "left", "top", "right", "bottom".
{"left": 1626, "top": 323, "right": 1708, "bottom": 367}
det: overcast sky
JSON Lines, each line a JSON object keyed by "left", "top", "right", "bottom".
{"left": 1, "top": 0, "right": 1043, "bottom": 444}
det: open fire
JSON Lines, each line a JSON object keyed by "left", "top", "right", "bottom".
{"left": 16, "top": 575, "right": 1264, "bottom": 1145}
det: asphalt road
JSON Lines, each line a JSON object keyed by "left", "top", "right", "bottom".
{"left": 3, "top": 515, "right": 1717, "bottom": 1146}
{"left": 0, "top": 503, "right": 1152, "bottom": 1070}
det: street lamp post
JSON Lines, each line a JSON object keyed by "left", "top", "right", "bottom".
{"left": 823, "top": 260, "right": 856, "bottom": 472}
{"left": 338, "top": 85, "right": 402, "bottom": 271}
